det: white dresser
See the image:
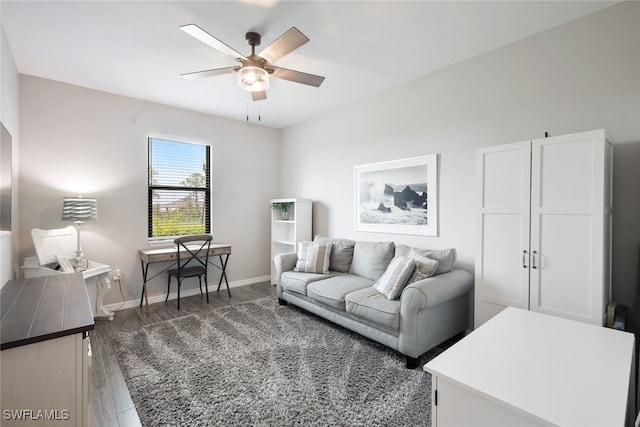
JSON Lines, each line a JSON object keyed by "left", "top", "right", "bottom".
{"left": 424, "top": 307, "right": 635, "bottom": 426}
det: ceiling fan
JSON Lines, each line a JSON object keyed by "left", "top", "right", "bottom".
{"left": 180, "top": 24, "right": 325, "bottom": 101}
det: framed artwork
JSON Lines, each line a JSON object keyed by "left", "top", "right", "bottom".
{"left": 354, "top": 154, "right": 438, "bottom": 236}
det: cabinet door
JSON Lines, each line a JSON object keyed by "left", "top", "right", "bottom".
{"left": 1, "top": 334, "right": 87, "bottom": 427}
{"left": 432, "top": 376, "right": 546, "bottom": 426}
{"left": 475, "top": 141, "right": 531, "bottom": 327}
{"left": 529, "top": 131, "right": 608, "bottom": 325}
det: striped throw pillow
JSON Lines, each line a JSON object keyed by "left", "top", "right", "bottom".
{"left": 294, "top": 242, "right": 331, "bottom": 274}
{"left": 373, "top": 256, "right": 416, "bottom": 300}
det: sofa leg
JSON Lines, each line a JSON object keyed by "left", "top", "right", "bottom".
{"left": 405, "top": 356, "right": 419, "bottom": 369}
{"left": 278, "top": 298, "right": 288, "bottom": 306}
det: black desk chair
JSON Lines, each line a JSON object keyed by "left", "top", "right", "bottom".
{"left": 166, "top": 235, "right": 212, "bottom": 310}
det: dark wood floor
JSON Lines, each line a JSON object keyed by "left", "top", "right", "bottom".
{"left": 89, "top": 281, "right": 276, "bottom": 427}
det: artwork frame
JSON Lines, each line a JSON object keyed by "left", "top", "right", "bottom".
{"left": 354, "top": 154, "right": 438, "bottom": 236}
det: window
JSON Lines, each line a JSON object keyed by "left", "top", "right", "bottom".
{"left": 148, "top": 137, "right": 211, "bottom": 239}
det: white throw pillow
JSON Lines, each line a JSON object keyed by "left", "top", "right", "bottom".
{"left": 373, "top": 256, "right": 416, "bottom": 300}
{"left": 294, "top": 242, "right": 331, "bottom": 274}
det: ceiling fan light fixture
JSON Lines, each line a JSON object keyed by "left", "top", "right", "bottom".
{"left": 238, "top": 66, "right": 269, "bottom": 92}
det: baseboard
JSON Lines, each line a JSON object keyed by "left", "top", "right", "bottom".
{"left": 104, "top": 275, "right": 271, "bottom": 312}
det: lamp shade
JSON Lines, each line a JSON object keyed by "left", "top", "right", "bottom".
{"left": 62, "top": 197, "right": 98, "bottom": 222}
{"left": 237, "top": 66, "right": 269, "bottom": 92}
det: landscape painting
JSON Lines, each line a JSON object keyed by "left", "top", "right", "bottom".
{"left": 355, "top": 154, "right": 438, "bottom": 236}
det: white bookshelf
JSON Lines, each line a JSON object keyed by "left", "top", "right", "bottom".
{"left": 271, "top": 198, "right": 312, "bottom": 283}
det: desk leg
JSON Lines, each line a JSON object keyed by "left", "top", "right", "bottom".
{"left": 139, "top": 260, "right": 150, "bottom": 316}
{"left": 95, "top": 274, "right": 115, "bottom": 321}
{"left": 216, "top": 254, "right": 231, "bottom": 297}
{"left": 139, "top": 260, "right": 146, "bottom": 307}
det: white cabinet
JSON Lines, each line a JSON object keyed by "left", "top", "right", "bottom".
{"left": 270, "top": 198, "right": 312, "bottom": 283}
{"left": 475, "top": 129, "right": 613, "bottom": 327}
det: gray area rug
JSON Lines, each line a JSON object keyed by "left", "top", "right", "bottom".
{"left": 112, "top": 297, "right": 445, "bottom": 426}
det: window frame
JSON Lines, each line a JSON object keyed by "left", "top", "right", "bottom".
{"left": 147, "top": 137, "right": 212, "bottom": 241}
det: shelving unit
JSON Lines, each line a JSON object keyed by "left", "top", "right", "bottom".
{"left": 271, "top": 198, "right": 312, "bottom": 283}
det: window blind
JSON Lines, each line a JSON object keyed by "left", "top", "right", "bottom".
{"left": 148, "top": 138, "right": 211, "bottom": 238}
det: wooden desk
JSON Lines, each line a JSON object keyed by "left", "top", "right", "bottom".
{"left": 424, "top": 307, "right": 635, "bottom": 426}
{"left": 138, "top": 244, "right": 232, "bottom": 315}
{"left": 1, "top": 274, "right": 94, "bottom": 426}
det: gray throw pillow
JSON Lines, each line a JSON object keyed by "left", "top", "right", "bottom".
{"left": 396, "top": 244, "right": 456, "bottom": 275}
{"left": 350, "top": 241, "right": 395, "bottom": 281}
{"left": 314, "top": 235, "right": 355, "bottom": 273}
{"left": 406, "top": 250, "right": 439, "bottom": 283}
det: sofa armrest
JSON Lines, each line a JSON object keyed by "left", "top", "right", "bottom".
{"left": 274, "top": 252, "right": 298, "bottom": 287}
{"left": 400, "top": 269, "right": 473, "bottom": 312}
{"left": 399, "top": 269, "right": 473, "bottom": 359}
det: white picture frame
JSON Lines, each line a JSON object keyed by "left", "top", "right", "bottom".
{"left": 354, "top": 154, "right": 438, "bottom": 236}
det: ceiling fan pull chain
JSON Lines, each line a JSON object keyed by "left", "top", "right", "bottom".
{"left": 259, "top": 102, "right": 261, "bottom": 122}
{"left": 246, "top": 96, "right": 249, "bottom": 122}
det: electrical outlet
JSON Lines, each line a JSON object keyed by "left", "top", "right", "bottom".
{"left": 113, "top": 268, "right": 121, "bottom": 280}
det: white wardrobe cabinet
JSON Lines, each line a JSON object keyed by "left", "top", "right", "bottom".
{"left": 475, "top": 129, "right": 613, "bottom": 327}
{"left": 270, "top": 198, "right": 312, "bottom": 283}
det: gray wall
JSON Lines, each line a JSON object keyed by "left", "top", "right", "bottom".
{"left": 17, "top": 76, "right": 282, "bottom": 304}
{"left": 280, "top": 2, "right": 640, "bottom": 318}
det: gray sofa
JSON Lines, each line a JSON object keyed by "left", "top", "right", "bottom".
{"left": 274, "top": 236, "right": 473, "bottom": 368}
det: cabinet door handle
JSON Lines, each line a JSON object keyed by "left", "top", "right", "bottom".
{"left": 532, "top": 251, "right": 538, "bottom": 269}
{"left": 523, "top": 250, "right": 528, "bottom": 268}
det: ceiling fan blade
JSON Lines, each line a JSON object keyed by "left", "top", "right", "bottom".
{"left": 180, "top": 24, "right": 246, "bottom": 61}
{"left": 181, "top": 66, "right": 239, "bottom": 80}
{"left": 270, "top": 66, "right": 325, "bottom": 87}
{"left": 251, "top": 90, "right": 267, "bottom": 101}
{"left": 258, "top": 27, "right": 309, "bottom": 64}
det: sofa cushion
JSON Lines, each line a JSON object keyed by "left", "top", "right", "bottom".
{"left": 350, "top": 241, "right": 395, "bottom": 281}
{"left": 373, "top": 256, "right": 416, "bottom": 300}
{"left": 314, "top": 235, "right": 355, "bottom": 273}
{"left": 294, "top": 241, "right": 331, "bottom": 274}
{"left": 396, "top": 244, "right": 456, "bottom": 275}
{"left": 407, "top": 250, "right": 439, "bottom": 284}
{"left": 307, "top": 274, "right": 374, "bottom": 311}
{"left": 345, "top": 287, "right": 401, "bottom": 331}
{"left": 281, "top": 271, "right": 333, "bottom": 296}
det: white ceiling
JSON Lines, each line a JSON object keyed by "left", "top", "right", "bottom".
{"left": 1, "top": 1, "right": 618, "bottom": 129}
